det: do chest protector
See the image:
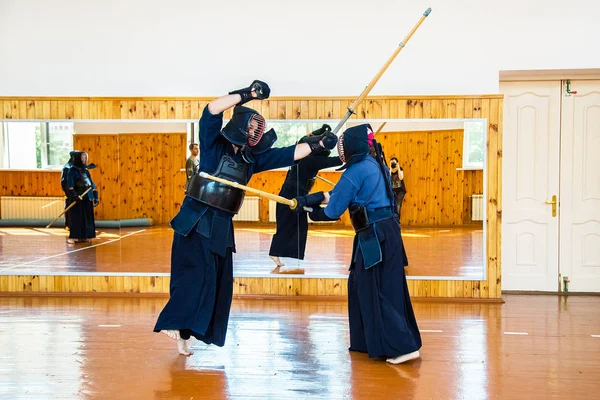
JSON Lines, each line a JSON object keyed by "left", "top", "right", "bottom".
{"left": 186, "top": 155, "right": 249, "bottom": 214}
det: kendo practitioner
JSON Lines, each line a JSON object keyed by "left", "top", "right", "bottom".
{"left": 153, "top": 80, "right": 338, "bottom": 356}
{"left": 292, "top": 124, "right": 421, "bottom": 364}
{"left": 66, "top": 151, "right": 99, "bottom": 243}
{"left": 60, "top": 150, "right": 79, "bottom": 230}
{"left": 268, "top": 125, "right": 343, "bottom": 274}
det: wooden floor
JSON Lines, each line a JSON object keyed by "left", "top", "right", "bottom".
{"left": 0, "top": 224, "right": 484, "bottom": 279}
{"left": 0, "top": 295, "right": 599, "bottom": 399}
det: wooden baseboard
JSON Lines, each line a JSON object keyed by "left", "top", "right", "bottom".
{"left": 0, "top": 275, "right": 502, "bottom": 300}
{"left": 502, "top": 290, "right": 600, "bottom": 296}
{"left": 0, "top": 291, "right": 504, "bottom": 303}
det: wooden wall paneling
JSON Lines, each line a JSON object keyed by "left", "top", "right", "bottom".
{"left": 0, "top": 171, "right": 63, "bottom": 197}
{"left": 488, "top": 98, "right": 501, "bottom": 298}
{"left": 376, "top": 129, "right": 483, "bottom": 226}
{"left": 0, "top": 95, "right": 503, "bottom": 299}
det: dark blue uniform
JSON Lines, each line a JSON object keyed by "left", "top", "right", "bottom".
{"left": 321, "top": 155, "right": 421, "bottom": 359}
{"left": 269, "top": 155, "right": 342, "bottom": 260}
{"left": 66, "top": 167, "right": 96, "bottom": 240}
{"left": 153, "top": 106, "right": 296, "bottom": 346}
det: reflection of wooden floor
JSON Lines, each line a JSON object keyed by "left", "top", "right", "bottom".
{"left": 0, "top": 224, "right": 483, "bottom": 279}
{"left": 0, "top": 295, "right": 599, "bottom": 399}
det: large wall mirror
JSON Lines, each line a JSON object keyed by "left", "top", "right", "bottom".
{"left": 0, "top": 117, "right": 486, "bottom": 282}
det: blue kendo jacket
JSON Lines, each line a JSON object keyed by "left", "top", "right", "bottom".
{"left": 170, "top": 106, "right": 296, "bottom": 257}
{"left": 323, "top": 155, "right": 391, "bottom": 220}
{"left": 322, "top": 155, "right": 394, "bottom": 269}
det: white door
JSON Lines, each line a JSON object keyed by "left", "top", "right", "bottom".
{"left": 559, "top": 80, "right": 600, "bottom": 292}
{"left": 501, "top": 81, "right": 562, "bottom": 291}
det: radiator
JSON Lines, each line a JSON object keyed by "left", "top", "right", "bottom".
{"left": 269, "top": 200, "right": 277, "bottom": 222}
{"left": 471, "top": 194, "right": 484, "bottom": 221}
{"left": 0, "top": 196, "right": 66, "bottom": 219}
{"left": 233, "top": 196, "right": 260, "bottom": 222}
{"left": 269, "top": 199, "right": 335, "bottom": 224}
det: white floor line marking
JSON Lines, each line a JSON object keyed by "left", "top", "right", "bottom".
{"left": 592, "top": 335, "right": 600, "bottom": 338}
{"left": 504, "top": 331, "right": 528, "bottom": 335}
{"left": 419, "top": 329, "right": 444, "bottom": 333}
{"left": 98, "top": 325, "right": 121, "bottom": 328}
{"left": 0, "top": 229, "right": 146, "bottom": 272}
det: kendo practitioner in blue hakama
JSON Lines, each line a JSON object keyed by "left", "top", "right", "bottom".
{"left": 153, "top": 80, "right": 338, "bottom": 356}
{"left": 66, "top": 151, "right": 99, "bottom": 243}
{"left": 268, "top": 126, "right": 343, "bottom": 273}
{"left": 293, "top": 124, "right": 422, "bottom": 364}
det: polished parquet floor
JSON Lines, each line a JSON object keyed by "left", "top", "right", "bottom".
{"left": 1, "top": 294, "right": 599, "bottom": 399}
{"left": 0, "top": 224, "right": 484, "bottom": 279}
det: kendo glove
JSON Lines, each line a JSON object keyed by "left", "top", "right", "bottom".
{"left": 292, "top": 192, "right": 326, "bottom": 212}
{"left": 310, "top": 124, "right": 331, "bottom": 137}
{"left": 93, "top": 190, "right": 100, "bottom": 207}
{"left": 321, "top": 131, "right": 338, "bottom": 150}
{"left": 229, "top": 80, "right": 271, "bottom": 105}
{"left": 69, "top": 190, "right": 82, "bottom": 203}
{"left": 303, "top": 131, "right": 338, "bottom": 155}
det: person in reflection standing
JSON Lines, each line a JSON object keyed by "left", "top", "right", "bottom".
{"left": 153, "top": 80, "right": 338, "bottom": 356}
{"left": 61, "top": 150, "right": 79, "bottom": 231}
{"left": 66, "top": 151, "right": 99, "bottom": 243}
{"left": 268, "top": 125, "right": 343, "bottom": 274}
{"left": 292, "top": 124, "right": 421, "bottom": 364}
{"left": 185, "top": 142, "right": 200, "bottom": 190}
{"left": 389, "top": 156, "right": 407, "bottom": 223}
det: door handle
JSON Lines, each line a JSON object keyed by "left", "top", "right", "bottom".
{"left": 545, "top": 195, "right": 557, "bottom": 217}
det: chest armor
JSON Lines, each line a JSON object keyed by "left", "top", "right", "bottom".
{"left": 186, "top": 154, "right": 249, "bottom": 214}
{"left": 74, "top": 169, "right": 92, "bottom": 195}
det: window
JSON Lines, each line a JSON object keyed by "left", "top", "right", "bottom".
{"left": 46, "top": 123, "right": 74, "bottom": 167}
{"left": 462, "top": 120, "right": 486, "bottom": 169}
{"left": 0, "top": 122, "right": 74, "bottom": 169}
{"left": 267, "top": 121, "right": 342, "bottom": 158}
{"left": 191, "top": 120, "right": 343, "bottom": 157}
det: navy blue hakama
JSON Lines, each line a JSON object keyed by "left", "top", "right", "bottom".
{"left": 347, "top": 218, "right": 421, "bottom": 358}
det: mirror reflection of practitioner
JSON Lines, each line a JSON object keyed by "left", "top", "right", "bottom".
{"left": 268, "top": 124, "right": 343, "bottom": 274}
{"left": 292, "top": 124, "right": 421, "bottom": 365}
{"left": 65, "top": 151, "right": 99, "bottom": 244}
{"left": 60, "top": 150, "right": 79, "bottom": 231}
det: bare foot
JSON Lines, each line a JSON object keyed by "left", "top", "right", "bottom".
{"left": 177, "top": 338, "right": 193, "bottom": 356}
{"left": 277, "top": 267, "right": 305, "bottom": 275}
{"left": 160, "top": 330, "right": 180, "bottom": 340}
{"left": 386, "top": 350, "right": 420, "bottom": 364}
{"left": 269, "top": 256, "right": 284, "bottom": 267}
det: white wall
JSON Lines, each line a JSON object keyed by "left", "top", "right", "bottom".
{"left": 0, "top": 0, "right": 597, "bottom": 97}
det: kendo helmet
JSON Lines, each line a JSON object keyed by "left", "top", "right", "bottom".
{"left": 72, "top": 151, "right": 89, "bottom": 168}
{"left": 221, "top": 106, "right": 277, "bottom": 154}
{"left": 336, "top": 123, "right": 373, "bottom": 170}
